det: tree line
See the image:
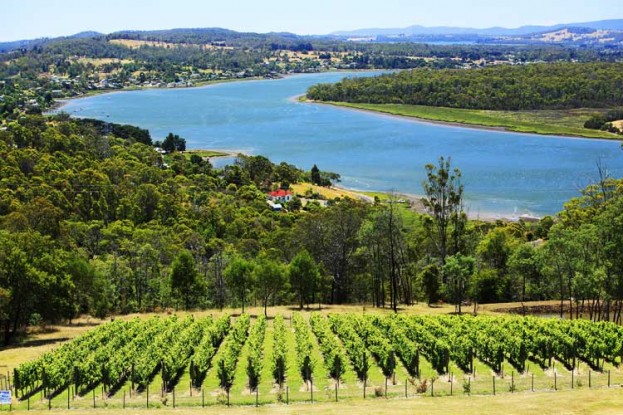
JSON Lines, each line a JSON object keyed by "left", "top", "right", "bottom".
{"left": 1, "top": 115, "right": 623, "bottom": 345}
{"left": 306, "top": 62, "right": 623, "bottom": 110}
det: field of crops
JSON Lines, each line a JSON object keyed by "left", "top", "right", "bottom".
{"left": 5, "top": 313, "right": 623, "bottom": 410}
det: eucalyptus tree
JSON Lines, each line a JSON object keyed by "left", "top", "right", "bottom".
{"left": 224, "top": 255, "right": 255, "bottom": 313}
{"left": 254, "top": 253, "right": 287, "bottom": 317}
{"left": 288, "top": 250, "right": 320, "bottom": 309}
{"left": 358, "top": 195, "right": 410, "bottom": 311}
{"left": 422, "top": 156, "right": 465, "bottom": 264}
{"left": 443, "top": 254, "right": 474, "bottom": 314}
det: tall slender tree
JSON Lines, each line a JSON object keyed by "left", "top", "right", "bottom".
{"left": 288, "top": 250, "right": 320, "bottom": 309}
{"left": 224, "top": 256, "right": 254, "bottom": 313}
{"left": 422, "top": 156, "right": 464, "bottom": 264}
{"left": 170, "top": 250, "right": 198, "bottom": 310}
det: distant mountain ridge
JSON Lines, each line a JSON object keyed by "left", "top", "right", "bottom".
{"left": 331, "top": 19, "right": 623, "bottom": 37}
{"left": 2, "top": 19, "right": 622, "bottom": 53}
{"left": 0, "top": 31, "right": 103, "bottom": 53}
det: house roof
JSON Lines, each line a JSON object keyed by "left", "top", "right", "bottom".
{"left": 268, "top": 189, "right": 292, "bottom": 197}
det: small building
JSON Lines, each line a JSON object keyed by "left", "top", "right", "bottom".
{"left": 267, "top": 200, "right": 283, "bottom": 211}
{"left": 268, "top": 189, "right": 293, "bottom": 203}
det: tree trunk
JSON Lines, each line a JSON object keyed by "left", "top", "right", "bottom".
{"left": 3, "top": 320, "right": 12, "bottom": 346}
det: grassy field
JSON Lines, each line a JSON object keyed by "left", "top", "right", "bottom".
{"left": 2, "top": 389, "right": 622, "bottom": 414}
{"left": 2, "top": 304, "right": 622, "bottom": 414}
{"left": 319, "top": 101, "right": 622, "bottom": 140}
{"left": 161, "top": 149, "right": 231, "bottom": 165}
{"left": 290, "top": 183, "right": 374, "bottom": 202}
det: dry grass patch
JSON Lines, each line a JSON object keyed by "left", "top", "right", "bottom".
{"left": 9, "top": 388, "right": 623, "bottom": 415}
{"left": 75, "top": 57, "right": 133, "bottom": 66}
{"left": 290, "top": 183, "right": 373, "bottom": 202}
{"left": 109, "top": 39, "right": 233, "bottom": 50}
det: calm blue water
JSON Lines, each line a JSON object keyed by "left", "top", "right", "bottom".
{"left": 59, "top": 72, "right": 623, "bottom": 218}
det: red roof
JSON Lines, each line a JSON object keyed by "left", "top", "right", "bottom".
{"left": 269, "top": 189, "right": 292, "bottom": 197}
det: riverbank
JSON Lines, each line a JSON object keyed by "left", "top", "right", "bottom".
{"left": 48, "top": 76, "right": 268, "bottom": 113}
{"left": 182, "top": 149, "right": 236, "bottom": 159}
{"left": 50, "top": 69, "right": 382, "bottom": 114}
{"left": 302, "top": 98, "right": 621, "bottom": 140}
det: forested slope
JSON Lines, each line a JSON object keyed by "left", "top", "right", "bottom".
{"left": 307, "top": 62, "right": 623, "bottom": 110}
{"left": 2, "top": 114, "right": 623, "bottom": 346}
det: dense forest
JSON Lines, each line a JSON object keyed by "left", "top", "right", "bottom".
{"left": 1, "top": 114, "right": 623, "bottom": 345}
{"left": 306, "top": 62, "right": 623, "bottom": 110}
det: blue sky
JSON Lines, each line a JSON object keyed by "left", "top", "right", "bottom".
{"left": 2, "top": 0, "right": 622, "bottom": 41}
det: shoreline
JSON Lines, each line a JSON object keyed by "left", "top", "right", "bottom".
{"left": 302, "top": 98, "right": 622, "bottom": 141}
{"left": 184, "top": 148, "right": 245, "bottom": 159}
{"left": 331, "top": 184, "right": 540, "bottom": 223}
{"left": 47, "top": 75, "right": 275, "bottom": 113}
{"left": 48, "top": 69, "right": 386, "bottom": 113}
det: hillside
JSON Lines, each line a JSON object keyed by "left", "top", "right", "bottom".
{"left": 2, "top": 114, "right": 623, "bottom": 348}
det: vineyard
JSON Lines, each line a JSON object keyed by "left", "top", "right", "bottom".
{"left": 5, "top": 313, "right": 623, "bottom": 410}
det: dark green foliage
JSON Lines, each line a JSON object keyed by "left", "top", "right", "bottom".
{"left": 170, "top": 250, "right": 200, "bottom": 310}
{"left": 75, "top": 119, "right": 152, "bottom": 144}
{"left": 584, "top": 115, "right": 608, "bottom": 129}
{"left": 289, "top": 250, "right": 320, "bottom": 309}
{"left": 235, "top": 155, "right": 274, "bottom": 189}
{"left": 310, "top": 164, "right": 340, "bottom": 187}
{"left": 254, "top": 255, "right": 286, "bottom": 317}
{"left": 420, "top": 264, "right": 441, "bottom": 305}
{"left": 470, "top": 268, "right": 506, "bottom": 304}
{"left": 443, "top": 254, "right": 475, "bottom": 314}
{"left": 584, "top": 109, "right": 623, "bottom": 132}
{"left": 310, "top": 164, "right": 321, "bottom": 186}
{"left": 307, "top": 62, "right": 623, "bottom": 110}
{"left": 224, "top": 256, "right": 254, "bottom": 313}
{"left": 162, "top": 132, "right": 186, "bottom": 152}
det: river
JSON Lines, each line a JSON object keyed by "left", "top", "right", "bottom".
{"left": 58, "top": 72, "right": 623, "bottom": 218}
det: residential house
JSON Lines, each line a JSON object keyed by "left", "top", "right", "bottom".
{"left": 268, "top": 189, "right": 293, "bottom": 203}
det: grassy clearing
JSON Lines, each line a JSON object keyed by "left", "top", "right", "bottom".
{"left": 162, "top": 149, "right": 230, "bottom": 165}
{"left": 181, "top": 149, "right": 230, "bottom": 159}
{"left": 290, "top": 183, "right": 373, "bottom": 202}
{"left": 320, "top": 101, "right": 622, "bottom": 140}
